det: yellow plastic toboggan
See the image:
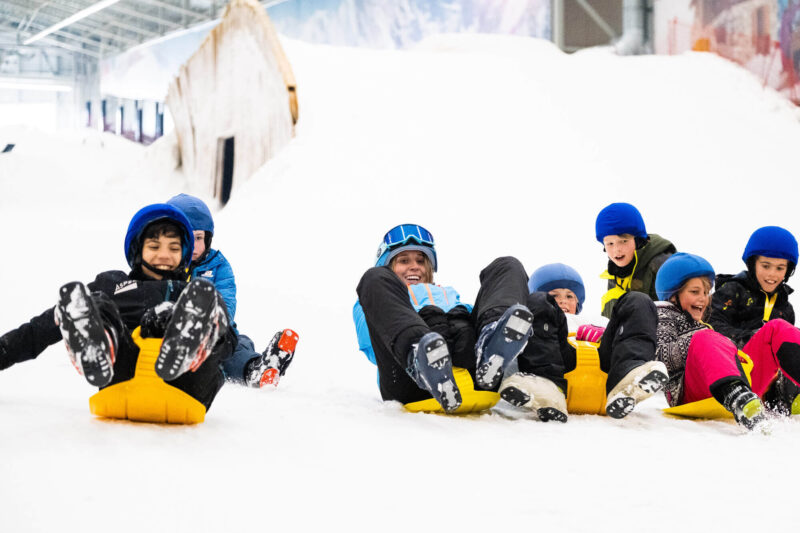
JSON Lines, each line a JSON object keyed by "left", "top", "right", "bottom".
{"left": 403, "top": 335, "right": 754, "bottom": 418}
{"left": 88, "top": 327, "right": 206, "bottom": 424}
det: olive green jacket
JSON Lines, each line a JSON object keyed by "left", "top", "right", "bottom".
{"left": 600, "top": 233, "right": 676, "bottom": 318}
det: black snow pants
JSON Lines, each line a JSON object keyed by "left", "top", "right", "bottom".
{"left": 593, "top": 291, "right": 658, "bottom": 393}
{"left": 356, "top": 256, "right": 568, "bottom": 404}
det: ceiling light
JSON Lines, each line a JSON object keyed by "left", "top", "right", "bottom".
{"left": 23, "top": 0, "right": 123, "bottom": 45}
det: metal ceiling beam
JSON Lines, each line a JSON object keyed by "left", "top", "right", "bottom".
{"left": 5, "top": 0, "right": 158, "bottom": 41}
{"left": 107, "top": 4, "right": 184, "bottom": 30}
{"left": 0, "top": 13, "right": 109, "bottom": 51}
{"left": 134, "top": 0, "right": 206, "bottom": 21}
{"left": 0, "top": 1, "right": 145, "bottom": 44}
{"left": 0, "top": 20, "right": 101, "bottom": 58}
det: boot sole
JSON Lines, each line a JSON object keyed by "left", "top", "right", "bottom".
{"left": 605, "top": 365, "right": 668, "bottom": 419}
{"left": 476, "top": 305, "right": 533, "bottom": 390}
{"left": 57, "top": 282, "right": 114, "bottom": 387}
{"left": 415, "top": 334, "right": 462, "bottom": 412}
{"left": 156, "top": 279, "right": 222, "bottom": 381}
{"left": 499, "top": 375, "right": 569, "bottom": 423}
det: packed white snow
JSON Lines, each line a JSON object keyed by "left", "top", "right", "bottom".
{"left": 2, "top": 34, "right": 800, "bottom": 532}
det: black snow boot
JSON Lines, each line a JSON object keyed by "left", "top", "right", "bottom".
{"left": 156, "top": 278, "right": 228, "bottom": 381}
{"left": 244, "top": 329, "right": 299, "bottom": 388}
{"left": 55, "top": 281, "right": 117, "bottom": 387}
{"left": 719, "top": 380, "right": 766, "bottom": 431}
{"left": 474, "top": 304, "right": 534, "bottom": 391}
{"left": 407, "top": 331, "right": 461, "bottom": 412}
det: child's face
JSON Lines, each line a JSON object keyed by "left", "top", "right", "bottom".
{"left": 391, "top": 250, "right": 430, "bottom": 285}
{"left": 677, "top": 277, "right": 710, "bottom": 322}
{"left": 192, "top": 230, "right": 206, "bottom": 261}
{"left": 754, "top": 256, "right": 789, "bottom": 293}
{"left": 548, "top": 288, "right": 578, "bottom": 315}
{"left": 602, "top": 234, "right": 636, "bottom": 268}
{"left": 141, "top": 234, "right": 183, "bottom": 280}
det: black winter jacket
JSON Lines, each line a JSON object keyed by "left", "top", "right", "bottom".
{"left": 0, "top": 270, "right": 188, "bottom": 370}
{"left": 708, "top": 270, "right": 795, "bottom": 349}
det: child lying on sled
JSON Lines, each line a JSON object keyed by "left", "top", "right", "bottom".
{"left": 524, "top": 262, "right": 665, "bottom": 419}
{"left": 708, "top": 226, "right": 800, "bottom": 415}
{"left": 654, "top": 252, "right": 800, "bottom": 430}
{"left": 0, "top": 203, "right": 234, "bottom": 411}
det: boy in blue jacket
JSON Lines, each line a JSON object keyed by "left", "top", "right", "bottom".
{"left": 166, "top": 194, "right": 298, "bottom": 388}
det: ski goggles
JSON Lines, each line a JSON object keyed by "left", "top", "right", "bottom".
{"left": 375, "top": 224, "right": 437, "bottom": 270}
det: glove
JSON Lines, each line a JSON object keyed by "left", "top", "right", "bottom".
{"left": 140, "top": 301, "right": 175, "bottom": 338}
{"left": 418, "top": 306, "right": 449, "bottom": 337}
{"left": 576, "top": 324, "right": 605, "bottom": 343}
{"left": 445, "top": 306, "right": 476, "bottom": 364}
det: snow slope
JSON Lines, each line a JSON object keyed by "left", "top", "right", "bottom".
{"left": 2, "top": 35, "right": 800, "bottom": 532}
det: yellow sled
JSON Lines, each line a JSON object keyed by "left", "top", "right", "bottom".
{"left": 88, "top": 327, "right": 207, "bottom": 424}
{"left": 404, "top": 367, "right": 500, "bottom": 414}
{"left": 565, "top": 338, "right": 607, "bottom": 415}
{"left": 662, "top": 352, "right": 754, "bottom": 420}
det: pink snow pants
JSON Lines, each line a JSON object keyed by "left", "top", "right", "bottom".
{"left": 682, "top": 320, "right": 800, "bottom": 403}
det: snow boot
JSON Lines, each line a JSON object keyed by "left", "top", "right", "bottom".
{"left": 156, "top": 278, "right": 228, "bottom": 381}
{"left": 407, "top": 331, "right": 461, "bottom": 412}
{"left": 721, "top": 381, "right": 767, "bottom": 430}
{"left": 245, "top": 329, "right": 300, "bottom": 388}
{"left": 605, "top": 360, "right": 668, "bottom": 419}
{"left": 499, "top": 372, "right": 568, "bottom": 422}
{"left": 55, "top": 281, "right": 116, "bottom": 388}
{"left": 474, "top": 304, "right": 534, "bottom": 391}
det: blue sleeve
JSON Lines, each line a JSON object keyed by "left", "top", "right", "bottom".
{"left": 445, "top": 286, "right": 472, "bottom": 313}
{"left": 199, "top": 251, "right": 237, "bottom": 321}
{"left": 353, "top": 301, "right": 377, "bottom": 365}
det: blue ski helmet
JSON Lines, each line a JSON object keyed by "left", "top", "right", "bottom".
{"left": 166, "top": 193, "right": 214, "bottom": 235}
{"left": 528, "top": 263, "right": 585, "bottom": 313}
{"left": 742, "top": 226, "right": 798, "bottom": 267}
{"left": 375, "top": 223, "right": 437, "bottom": 272}
{"left": 124, "top": 203, "right": 194, "bottom": 270}
{"left": 595, "top": 202, "right": 647, "bottom": 243}
{"left": 655, "top": 253, "right": 715, "bottom": 301}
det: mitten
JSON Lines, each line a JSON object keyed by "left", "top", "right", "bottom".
{"left": 576, "top": 324, "right": 605, "bottom": 343}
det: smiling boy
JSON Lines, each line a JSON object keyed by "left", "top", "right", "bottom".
{"left": 710, "top": 226, "right": 798, "bottom": 348}
{"left": 595, "top": 202, "right": 676, "bottom": 318}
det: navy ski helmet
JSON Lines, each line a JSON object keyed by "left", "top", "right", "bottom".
{"left": 167, "top": 193, "right": 214, "bottom": 235}
{"left": 528, "top": 263, "right": 585, "bottom": 313}
{"left": 124, "top": 203, "right": 194, "bottom": 271}
{"left": 375, "top": 223, "right": 438, "bottom": 272}
{"left": 655, "top": 252, "right": 715, "bottom": 301}
{"left": 595, "top": 202, "right": 647, "bottom": 243}
{"left": 742, "top": 226, "right": 798, "bottom": 278}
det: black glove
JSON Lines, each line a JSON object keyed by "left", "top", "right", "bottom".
{"left": 418, "top": 305, "right": 449, "bottom": 337}
{"left": 140, "top": 302, "right": 175, "bottom": 338}
{"left": 445, "top": 306, "right": 476, "bottom": 369}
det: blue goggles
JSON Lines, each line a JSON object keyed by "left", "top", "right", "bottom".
{"left": 375, "top": 224, "right": 437, "bottom": 270}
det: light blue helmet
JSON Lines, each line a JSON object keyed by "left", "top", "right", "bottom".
{"left": 655, "top": 253, "right": 714, "bottom": 301}
{"left": 167, "top": 193, "right": 214, "bottom": 235}
{"left": 528, "top": 263, "right": 585, "bottom": 313}
{"left": 375, "top": 223, "right": 437, "bottom": 271}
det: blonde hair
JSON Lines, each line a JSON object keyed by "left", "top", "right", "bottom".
{"left": 669, "top": 276, "right": 713, "bottom": 321}
{"left": 389, "top": 252, "right": 434, "bottom": 284}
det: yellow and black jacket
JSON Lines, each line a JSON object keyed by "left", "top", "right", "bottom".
{"left": 709, "top": 270, "right": 795, "bottom": 348}
{"left": 600, "top": 233, "right": 676, "bottom": 318}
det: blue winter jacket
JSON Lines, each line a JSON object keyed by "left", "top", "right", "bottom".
{"left": 353, "top": 283, "right": 472, "bottom": 365}
{"left": 190, "top": 249, "right": 237, "bottom": 321}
